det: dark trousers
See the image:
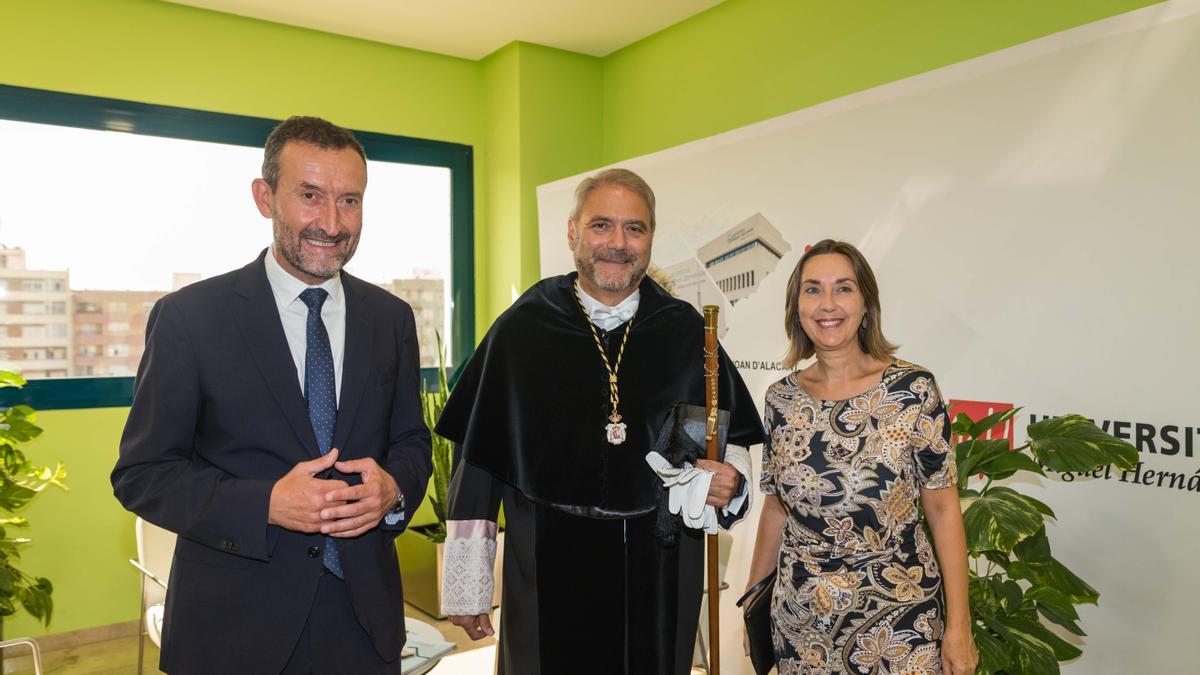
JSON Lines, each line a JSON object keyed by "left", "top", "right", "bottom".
{"left": 280, "top": 572, "right": 400, "bottom": 675}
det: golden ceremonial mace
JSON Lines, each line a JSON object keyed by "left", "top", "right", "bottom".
{"left": 703, "top": 305, "right": 721, "bottom": 674}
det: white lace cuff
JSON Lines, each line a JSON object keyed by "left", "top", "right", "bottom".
{"left": 721, "top": 444, "right": 753, "bottom": 523}
{"left": 440, "top": 520, "right": 497, "bottom": 616}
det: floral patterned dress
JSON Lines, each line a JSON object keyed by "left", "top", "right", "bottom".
{"left": 760, "top": 359, "right": 957, "bottom": 675}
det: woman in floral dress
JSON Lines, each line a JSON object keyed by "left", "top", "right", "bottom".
{"left": 744, "top": 240, "right": 977, "bottom": 675}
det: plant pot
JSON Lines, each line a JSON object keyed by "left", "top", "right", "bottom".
{"left": 396, "top": 524, "right": 503, "bottom": 619}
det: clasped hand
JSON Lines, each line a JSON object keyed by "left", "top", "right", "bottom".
{"left": 268, "top": 448, "right": 400, "bottom": 538}
{"left": 695, "top": 458, "right": 742, "bottom": 507}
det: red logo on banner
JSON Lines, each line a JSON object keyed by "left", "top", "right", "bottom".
{"left": 948, "top": 400, "right": 1015, "bottom": 450}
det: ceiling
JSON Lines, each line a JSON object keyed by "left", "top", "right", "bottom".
{"left": 166, "top": 0, "right": 725, "bottom": 60}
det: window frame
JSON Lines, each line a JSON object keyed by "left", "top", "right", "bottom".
{"left": 0, "top": 84, "right": 474, "bottom": 409}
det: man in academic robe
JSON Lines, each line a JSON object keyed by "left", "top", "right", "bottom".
{"left": 435, "top": 168, "right": 765, "bottom": 675}
{"left": 112, "top": 117, "right": 431, "bottom": 674}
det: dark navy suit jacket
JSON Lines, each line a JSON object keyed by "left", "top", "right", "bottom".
{"left": 112, "top": 250, "right": 431, "bottom": 673}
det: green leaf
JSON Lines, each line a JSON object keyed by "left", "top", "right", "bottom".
{"left": 962, "top": 486, "right": 1045, "bottom": 553}
{"left": 1027, "top": 415, "right": 1139, "bottom": 472}
{"left": 420, "top": 332, "right": 454, "bottom": 544}
{"left": 1008, "top": 556, "right": 1099, "bottom": 605}
{"left": 18, "top": 577, "right": 53, "bottom": 625}
{"left": 975, "top": 448, "right": 1045, "bottom": 480}
{"left": 968, "top": 575, "right": 993, "bottom": 610}
{"left": 1003, "top": 614, "right": 1083, "bottom": 661}
{"left": 969, "top": 406, "right": 1022, "bottom": 440}
{"left": 0, "top": 482, "right": 37, "bottom": 511}
{"left": 0, "top": 566, "right": 15, "bottom": 594}
{"left": 1013, "top": 527, "right": 1052, "bottom": 563}
{"left": 1022, "top": 493, "right": 1056, "bottom": 518}
{"left": 972, "top": 624, "right": 1009, "bottom": 674}
{"left": 980, "top": 549, "right": 1012, "bottom": 570}
{"left": 952, "top": 412, "right": 975, "bottom": 437}
{"left": 1026, "top": 585, "right": 1086, "bottom": 636}
{"left": 956, "top": 438, "right": 1010, "bottom": 481}
{"left": 0, "top": 418, "right": 42, "bottom": 443}
{"left": 990, "top": 577, "right": 1023, "bottom": 614}
{"left": 981, "top": 609, "right": 1060, "bottom": 675}
{"left": 0, "top": 372, "right": 26, "bottom": 388}
{"left": 5, "top": 405, "right": 36, "bottom": 421}
{"left": 0, "top": 370, "right": 65, "bottom": 627}
{"left": 0, "top": 539, "right": 28, "bottom": 557}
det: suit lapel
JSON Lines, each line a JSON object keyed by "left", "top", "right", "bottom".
{"left": 231, "top": 252, "right": 321, "bottom": 459}
{"left": 332, "top": 274, "right": 371, "bottom": 454}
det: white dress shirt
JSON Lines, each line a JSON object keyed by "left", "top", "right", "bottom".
{"left": 575, "top": 283, "right": 640, "bottom": 331}
{"left": 263, "top": 247, "right": 346, "bottom": 403}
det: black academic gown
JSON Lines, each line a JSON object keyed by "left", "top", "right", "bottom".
{"left": 436, "top": 273, "right": 764, "bottom": 675}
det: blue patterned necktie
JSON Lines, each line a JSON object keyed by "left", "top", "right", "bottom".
{"left": 299, "top": 287, "right": 343, "bottom": 578}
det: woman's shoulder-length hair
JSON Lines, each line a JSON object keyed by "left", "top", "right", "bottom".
{"left": 782, "top": 239, "right": 898, "bottom": 368}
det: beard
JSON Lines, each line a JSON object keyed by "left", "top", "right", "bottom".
{"left": 574, "top": 246, "right": 648, "bottom": 296}
{"left": 273, "top": 214, "right": 359, "bottom": 281}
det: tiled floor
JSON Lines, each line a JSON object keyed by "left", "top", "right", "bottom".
{"left": 0, "top": 608, "right": 496, "bottom": 675}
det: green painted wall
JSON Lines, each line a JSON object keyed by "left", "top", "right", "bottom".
{"left": 2, "top": 408, "right": 132, "bottom": 638}
{"left": 0, "top": 0, "right": 1169, "bottom": 642}
{"left": 480, "top": 43, "right": 603, "bottom": 300}
{"left": 516, "top": 43, "right": 604, "bottom": 287}
{"left": 480, "top": 44, "right": 523, "bottom": 317}
{"left": 600, "top": 0, "right": 1167, "bottom": 163}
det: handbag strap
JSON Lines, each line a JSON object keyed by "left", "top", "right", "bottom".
{"left": 735, "top": 571, "right": 776, "bottom": 608}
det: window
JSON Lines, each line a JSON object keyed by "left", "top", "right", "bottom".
{"left": 0, "top": 84, "right": 473, "bottom": 408}
{"left": 107, "top": 344, "right": 131, "bottom": 358}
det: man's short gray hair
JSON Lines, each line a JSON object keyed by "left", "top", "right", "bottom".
{"left": 570, "top": 168, "right": 656, "bottom": 230}
{"left": 262, "top": 116, "right": 366, "bottom": 190}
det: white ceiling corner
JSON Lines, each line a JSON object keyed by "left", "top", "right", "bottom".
{"left": 165, "top": 0, "right": 725, "bottom": 60}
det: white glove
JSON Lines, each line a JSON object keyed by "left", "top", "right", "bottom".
{"left": 645, "top": 451, "right": 719, "bottom": 534}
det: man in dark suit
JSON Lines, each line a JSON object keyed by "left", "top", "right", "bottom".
{"left": 112, "top": 116, "right": 432, "bottom": 674}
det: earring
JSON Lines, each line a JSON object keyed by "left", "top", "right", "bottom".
{"left": 860, "top": 313, "right": 868, "bottom": 331}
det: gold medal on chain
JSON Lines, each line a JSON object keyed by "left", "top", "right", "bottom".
{"left": 574, "top": 284, "right": 632, "bottom": 445}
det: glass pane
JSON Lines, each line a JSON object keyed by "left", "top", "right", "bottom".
{"left": 0, "top": 119, "right": 452, "bottom": 379}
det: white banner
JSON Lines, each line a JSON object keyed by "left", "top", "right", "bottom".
{"left": 537, "top": 2, "right": 1200, "bottom": 672}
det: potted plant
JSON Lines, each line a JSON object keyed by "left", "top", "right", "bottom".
{"left": 0, "top": 371, "right": 69, "bottom": 638}
{"left": 396, "top": 338, "right": 502, "bottom": 618}
{"left": 950, "top": 408, "right": 1138, "bottom": 674}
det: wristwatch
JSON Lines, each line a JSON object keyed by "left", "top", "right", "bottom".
{"left": 383, "top": 491, "right": 407, "bottom": 526}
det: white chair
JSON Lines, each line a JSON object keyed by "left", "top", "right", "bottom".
{"left": 128, "top": 517, "right": 176, "bottom": 675}
{"left": 400, "top": 617, "right": 455, "bottom": 674}
{"left": 0, "top": 637, "right": 43, "bottom": 674}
